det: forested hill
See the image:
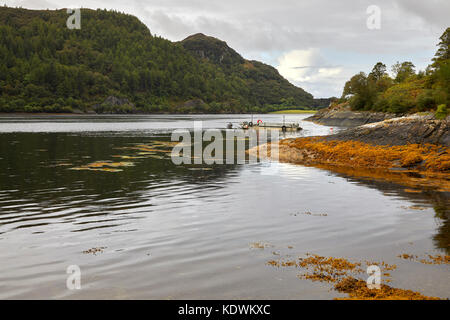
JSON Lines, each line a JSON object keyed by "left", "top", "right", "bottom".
{"left": 0, "top": 7, "right": 321, "bottom": 114}
{"left": 180, "top": 33, "right": 318, "bottom": 109}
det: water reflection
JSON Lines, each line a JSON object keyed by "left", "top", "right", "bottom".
{"left": 317, "top": 166, "right": 449, "bottom": 253}
{"left": 0, "top": 114, "right": 448, "bottom": 299}
{"left": 0, "top": 132, "right": 244, "bottom": 234}
{"left": 433, "top": 205, "right": 449, "bottom": 254}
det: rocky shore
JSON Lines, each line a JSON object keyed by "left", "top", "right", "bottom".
{"left": 249, "top": 115, "right": 450, "bottom": 190}
{"left": 305, "top": 104, "right": 396, "bottom": 127}
{"left": 325, "top": 114, "right": 450, "bottom": 147}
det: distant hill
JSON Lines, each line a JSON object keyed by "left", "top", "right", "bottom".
{"left": 181, "top": 33, "right": 245, "bottom": 66}
{"left": 0, "top": 7, "right": 324, "bottom": 113}
{"left": 180, "top": 33, "right": 321, "bottom": 109}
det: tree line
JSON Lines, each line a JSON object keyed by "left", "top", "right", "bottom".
{"left": 338, "top": 28, "right": 449, "bottom": 118}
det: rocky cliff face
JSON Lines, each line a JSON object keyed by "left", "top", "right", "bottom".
{"left": 305, "top": 104, "right": 396, "bottom": 127}
{"left": 325, "top": 115, "right": 450, "bottom": 146}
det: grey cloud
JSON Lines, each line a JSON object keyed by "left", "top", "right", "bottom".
{"left": 7, "top": 0, "right": 447, "bottom": 55}
{"left": 395, "top": 0, "right": 450, "bottom": 27}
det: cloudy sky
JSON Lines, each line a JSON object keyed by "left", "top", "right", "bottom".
{"left": 4, "top": 0, "right": 449, "bottom": 98}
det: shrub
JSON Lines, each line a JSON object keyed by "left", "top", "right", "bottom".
{"left": 382, "top": 80, "right": 424, "bottom": 114}
{"left": 60, "top": 106, "right": 74, "bottom": 113}
{"left": 435, "top": 104, "right": 448, "bottom": 119}
{"left": 416, "top": 90, "right": 436, "bottom": 111}
{"left": 373, "top": 95, "right": 389, "bottom": 112}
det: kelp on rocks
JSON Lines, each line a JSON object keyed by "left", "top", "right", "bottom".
{"left": 279, "top": 137, "right": 450, "bottom": 172}
{"left": 248, "top": 137, "right": 450, "bottom": 191}
{"left": 266, "top": 253, "right": 441, "bottom": 300}
{"left": 397, "top": 253, "right": 450, "bottom": 265}
{"left": 70, "top": 161, "right": 134, "bottom": 172}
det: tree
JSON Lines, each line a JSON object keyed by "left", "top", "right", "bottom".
{"left": 342, "top": 72, "right": 377, "bottom": 110}
{"left": 430, "top": 29, "right": 450, "bottom": 106}
{"left": 432, "top": 27, "right": 450, "bottom": 65}
{"left": 392, "top": 61, "right": 416, "bottom": 83}
{"left": 369, "top": 62, "right": 387, "bottom": 81}
{"left": 342, "top": 72, "right": 368, "bottom": 98}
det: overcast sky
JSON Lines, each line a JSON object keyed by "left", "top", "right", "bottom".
{"left": 4, "top": 0, "right": 449, "bottom": 98}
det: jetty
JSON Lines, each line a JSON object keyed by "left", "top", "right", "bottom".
{"left": 237, "top": 116, "right": 302, "bottom": 131}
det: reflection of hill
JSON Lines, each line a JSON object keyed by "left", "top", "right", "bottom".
{"left": 1, "top": 132, "right": 448, "bottom": 252}
{"left": 319, "top": 165, "right": 449, "bottom": 253}
{"left": 0, "top": 132, "right": 241, "bottom": 232}
{"left": 0, "top": 132, "right": 240, "bottom": 192}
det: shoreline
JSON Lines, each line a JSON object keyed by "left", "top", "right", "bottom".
{"left": 305, "top": 104, "right": 398, "bottom": 127}
{"left": 248, "top": 137, "right": 450, "bottom": 192}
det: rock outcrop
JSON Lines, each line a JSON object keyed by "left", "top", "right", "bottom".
{"left": 175, "top": 99, "right": 208, "bottom": 112}
{"left": 326, "top": 115, "right": 450, "bottom": 147}
{"left": 101, "top": 96, "right": 134, "bottom": 107}
{"left": 306, "top": 104, "right": 396, "bottom": 127}
{"left": 92, "top": 96, "right": 136, "bottom": 114}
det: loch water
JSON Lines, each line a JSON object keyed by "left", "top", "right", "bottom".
{"left": 0, "top": 114, "right": 448, "bottom": 299}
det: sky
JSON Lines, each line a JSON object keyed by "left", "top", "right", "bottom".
{"left": 3, "top": 0, "right": 449, "bottom": 98}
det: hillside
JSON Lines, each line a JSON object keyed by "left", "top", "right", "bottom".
{"left": 0, "top": 7, "right": 321, "bottom": 114}
{"left": 180, "top": 33, "right": 319, "bottom": 109}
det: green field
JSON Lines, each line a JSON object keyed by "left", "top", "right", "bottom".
{"left": 269, "top": 110, "right": 317, "bottom": 114}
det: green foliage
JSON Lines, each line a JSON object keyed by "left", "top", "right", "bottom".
{"left": 381, "top": 80, "right": 423, "bottom": 113}
{"left": 339, "top": 28, "right": 450, "bottom": 115}
{"left": 435, "top": 104, "right": 448, "bottom": 120}
{"left": 432, "top": 27, "right": 450, "bottom": 65}
{"left": 94, "top": 102, "right": 135, "bottom": 114}
{"left": 416, "top": 90, "right": 437, "bottom": 111}
{"left": 342, "top": 72, "right": 379, "bottom": 110}
{"left": 0, "top": 7, "right": 317, "bottom": 113}
{"left": 392, "top": 61, "right": 416, "bottom": 83}
{"left": 368, "top": 62, "right": 387, "bottom": 81}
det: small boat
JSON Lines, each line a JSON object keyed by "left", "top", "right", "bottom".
{"left": 239, "top": 116, "right": 302, "bottom": 131}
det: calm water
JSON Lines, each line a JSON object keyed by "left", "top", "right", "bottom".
{"left": 0, "top": 114, "right": 448, "bottom": 299}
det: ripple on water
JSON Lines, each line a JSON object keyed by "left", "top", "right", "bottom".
{"left": 0, "top": 114, "right": 448, "bottom": 299}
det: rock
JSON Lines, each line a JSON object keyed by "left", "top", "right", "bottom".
{"left": 71, "top": 108, "right": 84, "bottom": 114}
{"left": 92, "top": 96, "right": 136, "bottom": 114}
{"left": 102, "top": 96, "right": 134, "bottom": 107}
{"left": 325, "top": 115, "right": 450, "bottom": 146}
{"left": 175, "top": 99, "right": 207, "bottom": 113}
{"left": 306, "top": 104, "right": 396, "bottom": 127}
